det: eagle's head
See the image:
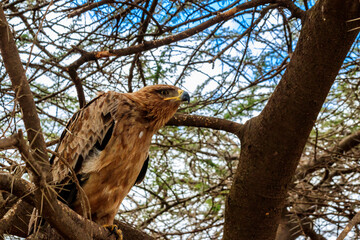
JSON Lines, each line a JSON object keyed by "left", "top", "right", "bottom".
{"left": 126, "top": 84, "right": 190, "bottom": 129}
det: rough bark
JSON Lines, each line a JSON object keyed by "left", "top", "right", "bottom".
{"left": 223, "top": 0, "right": 360, "bottom": 239}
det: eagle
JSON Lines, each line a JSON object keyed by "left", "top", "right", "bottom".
{"left": 49, "top": 85, "right": 190, "bottom": 233}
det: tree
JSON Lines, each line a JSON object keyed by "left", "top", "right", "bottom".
{"left": 0, "top": 0, "right": 359, "bottom": 239}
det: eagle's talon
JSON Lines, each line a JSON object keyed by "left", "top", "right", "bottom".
{"left": 103, "top": 224, "right": 123, "bottom": 240}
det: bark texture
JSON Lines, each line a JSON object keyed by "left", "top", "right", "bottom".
{"left": 223, "top": 0, "right": 360, "bottom": 239}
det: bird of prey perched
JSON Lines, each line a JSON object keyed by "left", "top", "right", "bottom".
{"left": 50, "top": 85, "right": 190, "bottom": 231}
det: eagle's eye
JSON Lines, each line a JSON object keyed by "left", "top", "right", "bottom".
{"left": 159, "top": 90, "right": 169, "bottom": 96}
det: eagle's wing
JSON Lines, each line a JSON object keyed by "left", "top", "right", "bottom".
{"left": 134, "top": 155, "right": 149, "bottom": 185}
{"left": 50, "top": 91, "right": 120, "bottom": 184}
{"left": 51, "top": 91, "right": 151, "bottom": 205}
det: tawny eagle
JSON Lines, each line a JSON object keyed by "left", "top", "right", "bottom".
{"left": 50, "top": 85, "right": 190, "bottom": 227}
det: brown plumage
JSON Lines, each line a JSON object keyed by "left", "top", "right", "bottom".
{"left": 50, "top": 85, "right": 190, "bottom": 225}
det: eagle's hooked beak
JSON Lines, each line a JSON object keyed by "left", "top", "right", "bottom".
{"left": 164, "top": 89, "right": 190, "bottom": 103}
{"left": 179, "top": 90, "right": 190, "bottom": 103}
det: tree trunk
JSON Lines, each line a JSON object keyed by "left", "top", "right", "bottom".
{"left": 223, "top": 0, "right": 360, "bottom": 239}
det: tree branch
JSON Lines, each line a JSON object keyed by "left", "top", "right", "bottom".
{"left": 114, "top": 219, "right": 155, "bottom": 240}
{"left": 67, "top": 0, "right": 115, "bottom": 18}
{"left": 65, "top": 0, "right": 277, "bottom": 74}
{"left": 276, "top": 0, "right": 305, "bottom": 19}
{"left": 224, "top": 0, "right": 360, "bottom": 239}
{"left": 211, "top": 4, "right": 275, "bottom": 63}
{"left": 67, "top": 66, "right": 86, "bottom": 108}
{"left": 0, "top": 7, "right": 113, "bottom": 239}
{"left": 0, "top": 5, "right": 48, "bottom": 167}
{"left": 337, "top": 210, "right": 360, "bottom": 240}
{"left": 167, "top": 113, "right": 244, "bottom": 137}
{"left": 335, "top": 130, "right": 360, "bottom": 153}
{"left": 0, "top": 195, "right": 32, "bottom": 238}
{"left": 101, "top": 0, "right": 274, "bottom": 57}
{"left": 276, "top": 209, "right": 326, "bottom": 240}
{"left": 296, "top": 130, "right": 360, "bottom": 179}
{"left": 0, "top": 175, "right": 154, "bottom": 240}
{"left": 0, "top": 134, "right": 18, "bottom": 150}
{"left": 0, "top": 174, "right": 36, "bottom": 206}
{"left": 0, "top": 173, "right": 115, "bottom": 240}
{"left": 0, "top": 200, "right": 28, "bottom": 236}
{"left": 65, "top": 46, "right": 90, "bottom": 108}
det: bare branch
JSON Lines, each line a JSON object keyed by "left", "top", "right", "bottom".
{"left": 65, "top": 0, "right": 276, "bottom": 74}
{"left": 0, "top": 5, "right": 48, "bottom": 167}
{"left": 67, "top": 66, "right": 86, "bottom": 108}
{"left": 114, "top": 219, "right": 155, "bottom": 240}
{"left": 211, "top": 4, "right": 275, "bottom": 63}
{"left": 67, "top": 0, "right": 115, "bottom": 18}
{"left": 335, "top": 130, "right": 360, "bottom": 153}
{"left": 167, "top": 113, "right": 244, "bottom": 137}
{"left": 296, "top": 130, "right": 360, "bottom": 179}
{"left": 106, "top": 0, "right": 275, "bottom": 57}
{"left": 15, "top": 130, "right": 44, "bottom": 180}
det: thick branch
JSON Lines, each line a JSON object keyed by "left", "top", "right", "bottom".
{"left": 167, "top": 113, "right": 243, "bottom": 137}
{"left": 0, "top": 172, "right": 154, "bottom": 240}
{"left": 224, "top": 0, "right": 360, "bottom": 239}
{"left": 0, "top": 196, "right": 32, "bottom": 238}
{"left": 0, "top": 174, "right": 36, "bottom": 205}
{"left": 0, "top": 173, "right": 113, "bottom": 240}
{"left": 114, "top": 219, "right": 155, "bottom": 240}
{"left": 0, "top": 200, "right": 28, "bottom": 236}
{"left": 0, "top": 134, "right": 18, "bottom": 150}
{"left": 0, "top": 8, "right": 74, "bottom": 235}
{"left": 65, "top": 46, "right": 91, "bottom": 108}
{"left": 15, "top": 130, "right": 46, "bottom": 180}
{"left": 13, "top": 132, "right": 96, "bottom": 239}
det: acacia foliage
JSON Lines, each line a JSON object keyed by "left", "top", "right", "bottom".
{"left": 0, "top": 0, "right": 359, "bottom": 239}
